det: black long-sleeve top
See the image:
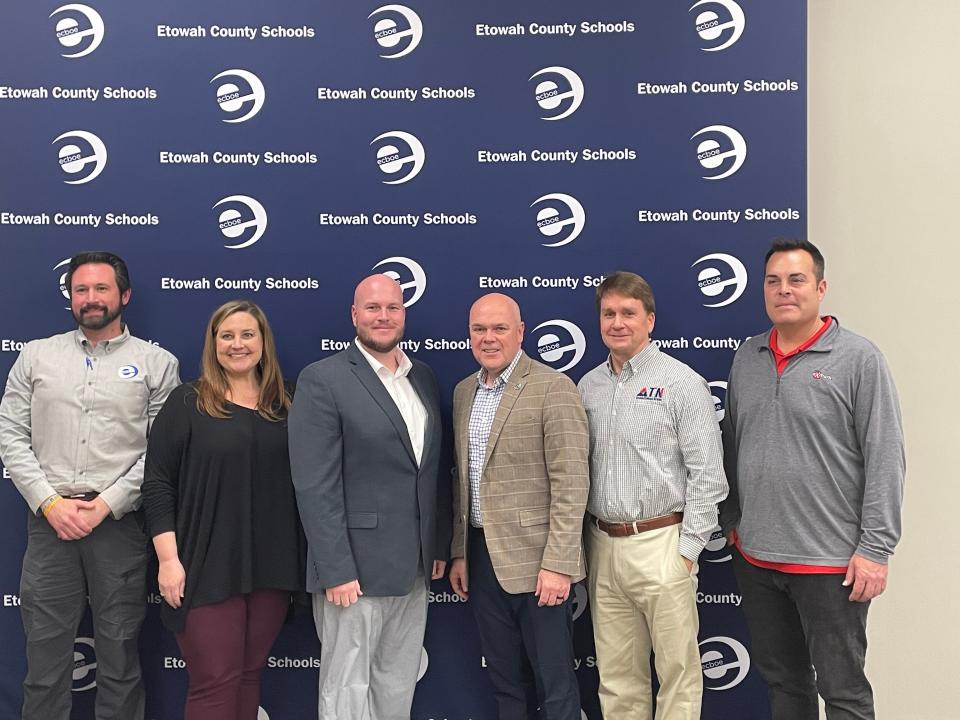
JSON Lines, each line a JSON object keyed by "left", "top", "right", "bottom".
{"left": 142, "top": 383, "right": 306, "bottom": 632}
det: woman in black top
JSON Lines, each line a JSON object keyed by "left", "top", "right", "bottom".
{"left": 143, "top": 300, "right": 305, "bottom": 720}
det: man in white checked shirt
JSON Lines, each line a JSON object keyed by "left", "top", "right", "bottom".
{"left": 577, "top": 272, "right": 727, "bottom": 720}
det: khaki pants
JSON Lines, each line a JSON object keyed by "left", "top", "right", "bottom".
{"left": 587, "top": 522, "right": 702, "bottom": 720}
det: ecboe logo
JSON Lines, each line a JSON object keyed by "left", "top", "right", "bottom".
{"left": 211, "top": 69, "right": 265, "bottom": 123}
{"left": 532, "top": 320, "right": 585, "bottom": 373}
{"left": 700, "top": 636, "right": 750, "bottom": 690}
{"left": 691, "top": 125, "right": 746, "bottom": 180}
{"left": 530, "top": 66, "right": 584, "bottom": 121}
{"left": 73, "top": 637, "right": 97, "bottom": 692}
{"left": 371, "top": 131, "right": 425, "bottom": 184}
{"left": 53, "top": 130, "right": 107, "bottom": 184}
{"left": 372, "top": 256, "right": 426, "bottom": 307}
{"left": 708, "top": 380, "right": 727, "bottom": 421}
{"left": 570, "top": 583, "right": 588, "bottom": 622}
{"left": 369, "top": 5, "right": 422, "bottom": 59}
{"left": 51, "top": 4, "right": 105, "bottom": 58}
{"left": 692, "top": 253, "right": 747, "bottom": 308}
{"left": 700, "top": 526, "right": 732, "bottom": 563}
{"left": 213, "top": 195, "right": 268, "bottom": 249}
{"left": 690, "top": 0, "right": 745, "bottom": 52}
{"left": 531, "top": 193, "right": 585, "bottom": 248}
{"left": 53, "top": 257, "right": 71, "bottom": 303}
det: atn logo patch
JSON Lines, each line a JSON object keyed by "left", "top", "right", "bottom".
{"left": 636, "top": 387, "right": 665, "bottom": 401}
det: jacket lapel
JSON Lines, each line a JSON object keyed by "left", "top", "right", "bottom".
{"left": 482, "top": 353, "right": 531, "bottom": 471}
{"left": 347, "top": 344, "right": 417, "bottom": 466}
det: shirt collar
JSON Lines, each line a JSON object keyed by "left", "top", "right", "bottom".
{"left": 74, "top": 324, "right": 130, "bottom": 352}
{"left": 607, "top": 341, "right": 659, "bottom": 378}
{"left": 354, "top": 337, "right": 412, "bottom": 378}
{"left": 477, "top": 349, "right": 522, "bottom": 390}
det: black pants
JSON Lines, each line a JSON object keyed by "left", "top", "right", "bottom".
{"left": 733, "top": 551, "right": 873, "bottom": 720}
{"left": 468, "top": 526, "right": 580, "bottom": 720}
{"left": 20, "top": 510, "right": 149, "bottom": 720}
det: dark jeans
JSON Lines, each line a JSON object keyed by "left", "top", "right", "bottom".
{"left": 176, "top": 590, "right": 290, "bottom": 720}
{"left": 733, "top": 551, "right": 873, "bottom": 720}
{"left": 468, "top": 526, "right": 581, "bottom": 720}
{"left": 20, "top": 510, "right": 148, "bottom": 720}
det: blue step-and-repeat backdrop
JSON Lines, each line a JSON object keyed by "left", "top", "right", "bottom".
{"left": 0, "top": 1, "right": 805, "bottom": 717}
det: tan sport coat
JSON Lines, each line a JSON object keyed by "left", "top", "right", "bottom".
{"left": 451, "top": 352, "right": 589, "bottom": 594}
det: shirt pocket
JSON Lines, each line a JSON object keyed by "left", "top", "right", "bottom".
{"left": 97, "top": 380, "right": 149, "bottom": 424}
{"left": 624, "top": 398, "right": 673, "bottom": 452}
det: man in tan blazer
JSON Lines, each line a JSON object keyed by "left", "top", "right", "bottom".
{"left": 449, "top": 293, "right": 589, "bottom": 720}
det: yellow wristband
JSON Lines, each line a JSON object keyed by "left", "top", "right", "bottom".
{"left": 42, "top": 496, "right": 62, "bottom": 517}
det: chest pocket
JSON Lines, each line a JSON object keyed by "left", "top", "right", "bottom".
{"left": 97, "top": 379, "right": 149, "bottom": 423}
{"left": 625, "top": 396, "right": 673, "bottom": 452}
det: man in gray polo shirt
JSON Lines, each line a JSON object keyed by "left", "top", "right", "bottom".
{"left": 578, "top": 271, "right": 727, "bottom": 720}
{"left": 0, "top": 251, "right": 179, "bottom": 720}
{"left": 720, "top": 238, "right": 905, "bottom": 719}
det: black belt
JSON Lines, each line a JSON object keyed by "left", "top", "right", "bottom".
{"left": 61, "top": 491, "right": 100, "bottom": 502}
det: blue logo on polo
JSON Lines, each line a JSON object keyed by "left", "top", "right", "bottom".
{"left": 117, "top": 365, "right": 139, "bottom": 379}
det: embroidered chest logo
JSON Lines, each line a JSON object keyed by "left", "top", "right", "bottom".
{"left": 811, "top": 370, "right": 832, "bottom": 381}
{"left": 117, "top": 365, "right": 140, "bottom": 379}
{"left": 636, "top": 387, "right": 665, "bottom": 401}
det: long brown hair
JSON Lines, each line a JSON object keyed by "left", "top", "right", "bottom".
{"left": 195, "top": 300, "right": 290, "bottom": 421}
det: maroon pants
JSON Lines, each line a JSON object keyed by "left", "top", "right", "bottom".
{"left": 176, "top": 590, "right": 289, "bottom": 720}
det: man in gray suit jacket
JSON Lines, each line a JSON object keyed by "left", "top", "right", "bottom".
{"left": 289, "top": 274, "right": 451, "bottom": 720}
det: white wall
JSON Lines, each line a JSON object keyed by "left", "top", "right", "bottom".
{"left": 808, "top": 2, "right": 960, "bottom": 717}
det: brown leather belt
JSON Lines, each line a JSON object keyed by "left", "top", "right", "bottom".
{"left": 594, "top": 512, "right": 683, "bottom": 537}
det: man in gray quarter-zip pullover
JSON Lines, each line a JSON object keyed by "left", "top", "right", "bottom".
{"left": 0, "top": 251, "right": 179, "bottom": 720}
{"left": 719, "top": 238, "right": 904, "bottom": 720}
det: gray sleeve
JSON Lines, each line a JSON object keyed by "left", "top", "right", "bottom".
{"left": 100, "top": 351, "right": 181, "bottom": 518}
{"left": 0, "top": 347, "right": 58, "bottom": 513}
{"left": 675, "top": 374, "right": 729, "bottom": 561}
{"left": 852, "top": 349, "right": 905, "bottom": 563}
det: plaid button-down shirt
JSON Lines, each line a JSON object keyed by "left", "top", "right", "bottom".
{"left": 467, "top": 350, "right": 522, "bottom": 527}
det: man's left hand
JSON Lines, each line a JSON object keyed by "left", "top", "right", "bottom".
{"left": 843, "top": 553, "right": 888, "bottom": 602}
{"left": 431, "top": 560, "right": 446, "bottom": 580}
{"left": 76, "top": 497, "right": 112, "bottom": 531}
{"left": 535, "top": 569, "right": 571, "bottom": 607}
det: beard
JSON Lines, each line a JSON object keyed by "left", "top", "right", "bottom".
{"left": 74, "top": 302, "right": 122, "bottom": 331}
{"left": 357, "top": 324, "right": 403, "bottom": 354}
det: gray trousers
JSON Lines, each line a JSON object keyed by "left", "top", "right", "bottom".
{"left": 312, "top": 577, "right": 427, "bottom": 720}
{"left": 20, "top": 510, "right": 149, "bottom": 720}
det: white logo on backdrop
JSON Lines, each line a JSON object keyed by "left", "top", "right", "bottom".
{"left": 532, "top": 320, "right": 586, "bottom": 372}
{"left": 691, "top": 125, "right": 747, "bottom": 180}
{"left": 531, "top": 193, "right": 586, "bottom": 248}
{"left": 73, "top": 637, "right": 97, "bottom": 691}
{"left": 372, "top": 256, "right": 427, "bottom": 307}
{"left": 213, "top": 195, "right": 268, "bottom": 249}
{"left": 692, "top": 253, "right": 747, "bottom": 308}
{"left": 690, "top": 0, "right": 745, "bottom": 52}
{"left": 53, "top": 130, "right": 107, "bottom": 184}
{"left": 529, "top": 66, "right": 584, "bottom": 121}
{"left": 369, "top": 5, "right": 423, "bottom": 59}
{"left": 708, "top": 380, "right": 727, "bottom": 421}
{"left": 53, "top": 257, "right": 71, "bottom": 303}
{"left": 50, "top": 4, "right": 104, "bottom": 58}
{"left": 701, "top": 526, "right": 732, "bottom": 563}
{"left": 700, "top": 636, "right": 750, "bottom": 690}
{"left": 211, "top": 69, "right": 266, "bottom": 123}
{"left": 371, "top": 131, "right": 425, "bottom": 184}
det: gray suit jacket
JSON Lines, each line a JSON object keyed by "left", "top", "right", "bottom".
{"left": 289, "top": 342, "right": 450, "bottom": 596}
{"left": 451, "top": 353, "right": 589, "bottom": 594}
